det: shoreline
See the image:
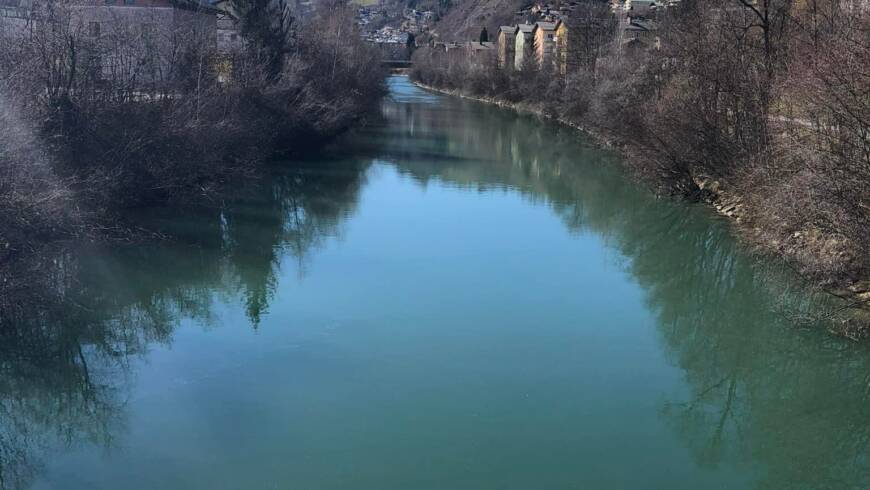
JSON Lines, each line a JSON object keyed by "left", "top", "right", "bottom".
{"left": 412, "top": 78, "right": 870, "bottom": 338}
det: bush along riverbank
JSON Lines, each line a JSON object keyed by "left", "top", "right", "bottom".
{"left": 411, "top": 0, "right": 870, "bottom": 336}
{"left": 0, "top": 1, "right": 386, "bottom": 267}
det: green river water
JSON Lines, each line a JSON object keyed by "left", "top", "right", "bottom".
{"left": 3, "top": 77, "right": 869, "bottom": 489}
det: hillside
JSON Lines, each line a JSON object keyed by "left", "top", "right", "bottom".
{"left": 430, "top": 0, "right": 529, "bottom": 40}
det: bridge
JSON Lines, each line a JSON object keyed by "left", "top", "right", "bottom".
{"left": 370, "top": 41, "right": 413, "bottom": 69}
{"left": 382, "top": 59, "right": 413, "bottom": 68}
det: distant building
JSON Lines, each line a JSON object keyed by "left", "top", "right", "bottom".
{"left": 497, "top": 25, "right": 515, "bottom": 69}
{"left": 555, "top": 20, "right": 569, "bottom": 74}
{"left": 625, "top": 0, "right": 655, "bottom": 18}
{"left": 216, "top": 10, "right": 243, "bottom": 53}
{"left": 86, "top": 3, "right": 217, "bottom": 80}
{"left": 0, "top": 0, "right": 32, "bottom": 34}
{"left": 622, "top": 17, "right": 656, "bottom": 45}
{"left": 514, "top": 23, "right": 534, "bottom": 70}
{"left": 533, "top": 21, "right": 557, "bottom": 69}
{"left": 466, "top": 40, "right": 495, "bottom": 61}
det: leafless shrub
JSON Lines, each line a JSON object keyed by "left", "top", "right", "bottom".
{"left": 0, "top": 0, "right": 385, "bottom": 260}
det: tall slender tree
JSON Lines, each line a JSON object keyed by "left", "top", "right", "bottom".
{"left": 230, "top": 0, "right": 295, "bottom": 79}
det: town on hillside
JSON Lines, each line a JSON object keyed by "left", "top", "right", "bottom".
{"left": 425, "top": 0, "right": 681, "bottom": 72}
{"left": 352, "top": 0, "right": 444, "bottom": 63}
{"left": 356, "top": 2, "right": 436, "bottom": 44}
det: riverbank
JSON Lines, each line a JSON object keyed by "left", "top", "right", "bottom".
{"left": 412, "top": 78, "right": 870, "bottom": 338}
{"left": 0, "top": 3, "right": 386, "bottom": 275}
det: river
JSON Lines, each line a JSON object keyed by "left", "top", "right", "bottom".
{"left": 2, "top": 77, "right": 869, "bottom": 489}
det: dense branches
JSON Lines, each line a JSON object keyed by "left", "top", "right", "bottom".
{"left": 0, "top": 0, "right": 385, "bottom": 261}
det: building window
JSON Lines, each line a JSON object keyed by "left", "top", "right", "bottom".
{"left": 89, "top": 21, "right": 100, "bottom": 38}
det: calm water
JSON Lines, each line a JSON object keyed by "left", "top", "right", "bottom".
{"left": 3, "top": 77, "right": 869, "bottom": 489}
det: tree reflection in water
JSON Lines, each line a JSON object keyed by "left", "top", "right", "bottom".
{"left": 0, "top": 161, "right": 369, "bottom": 490}
{"left": 376, "top": 92, "right": 870, "bottom": 489}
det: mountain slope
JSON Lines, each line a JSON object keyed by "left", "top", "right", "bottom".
{"left": 431, "top": 0, "right": 529, "bottom": 40}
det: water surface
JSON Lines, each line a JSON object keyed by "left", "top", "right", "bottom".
{"left": 3, "top": 77, "right": 869, "bottom": 490}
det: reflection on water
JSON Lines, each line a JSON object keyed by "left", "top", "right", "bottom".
{"left": 378, "top": 80, "right": 870, "bottom": 489}
{"left": 1, "top": 77, "right": 868, "bottom": 489}
{"left": 0, "top": 163, "right": 369, "bottom": 489}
